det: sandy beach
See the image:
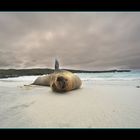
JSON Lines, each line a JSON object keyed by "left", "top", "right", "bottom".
{"left": 1, "top": 12, "right": 140, "bottom": 129}
{"left": 0, "top": 76, "right": 140, "bottom": 128}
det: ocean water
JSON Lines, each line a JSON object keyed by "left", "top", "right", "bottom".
{"left": 0, "top": 70, "right": 140, "bottom": 88}
{"left": 76, "top": 70, "right": 140, "bottom": 81}
{"left": 1, "top": 70, "right": 140, "bottom": 82}
{"left": 0, "top": 70, "right": 140, "bottom": 89}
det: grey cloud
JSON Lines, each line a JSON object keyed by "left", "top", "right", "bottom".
{"left": 0, "top": 12, "right": 140, "bottom": 70}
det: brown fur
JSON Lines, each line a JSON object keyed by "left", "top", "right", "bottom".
{"left": 32, "top": 70, "right": 82, "bottom": 93}
{"left": 50, "top": 71, "right": 82, "bottom": 92}
{"left": 32, "top": 74, "right": 52, "bottom": 86}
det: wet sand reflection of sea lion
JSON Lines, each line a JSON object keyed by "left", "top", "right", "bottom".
{"left": 32, "top": 59, "right": 82, "bottom": 92}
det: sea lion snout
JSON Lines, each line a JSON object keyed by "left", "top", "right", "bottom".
{"left": 57, "top": 76, "right": 67, "bottom": 89}
{"left": 50, "top": 76, "right": 68, "bottom": 92}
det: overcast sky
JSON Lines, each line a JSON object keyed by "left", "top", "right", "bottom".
{"left": 0, "top": 12, "right": 140, "bottom": 70}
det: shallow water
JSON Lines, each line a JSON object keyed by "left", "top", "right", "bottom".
{"left": 76, "top": 70, "right": 140, "bottom": 81}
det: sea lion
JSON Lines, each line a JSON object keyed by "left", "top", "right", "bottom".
{"left": 50, "top": 70, "right": 82, "bottom": 92}
{"left": 32, "top": 59, "right": 82, "bottom": 92}
{"left": 32, "top": 74, "right": 52, "bottom": 86}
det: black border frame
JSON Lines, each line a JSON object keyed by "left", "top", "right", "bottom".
{"left": 0, "top": 0, "right": 140, "bottom": 11}
{"left": 0, "top": 0, "right": 140, "bottom": 140}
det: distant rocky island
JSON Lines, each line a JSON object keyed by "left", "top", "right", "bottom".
{"left": 0, "top": 68, "right": 131, "bottom": 78}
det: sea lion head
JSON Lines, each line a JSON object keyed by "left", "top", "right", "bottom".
{"left": 51, "top": 75, "right": 69, "bottom": 93}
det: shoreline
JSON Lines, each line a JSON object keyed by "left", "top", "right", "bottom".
{"left": 0, "top": 68, "right": 131, "bottom": 78}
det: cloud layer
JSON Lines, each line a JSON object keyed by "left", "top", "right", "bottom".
{"left": 0, "top": 12, "right": 140, "bottom": 70}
